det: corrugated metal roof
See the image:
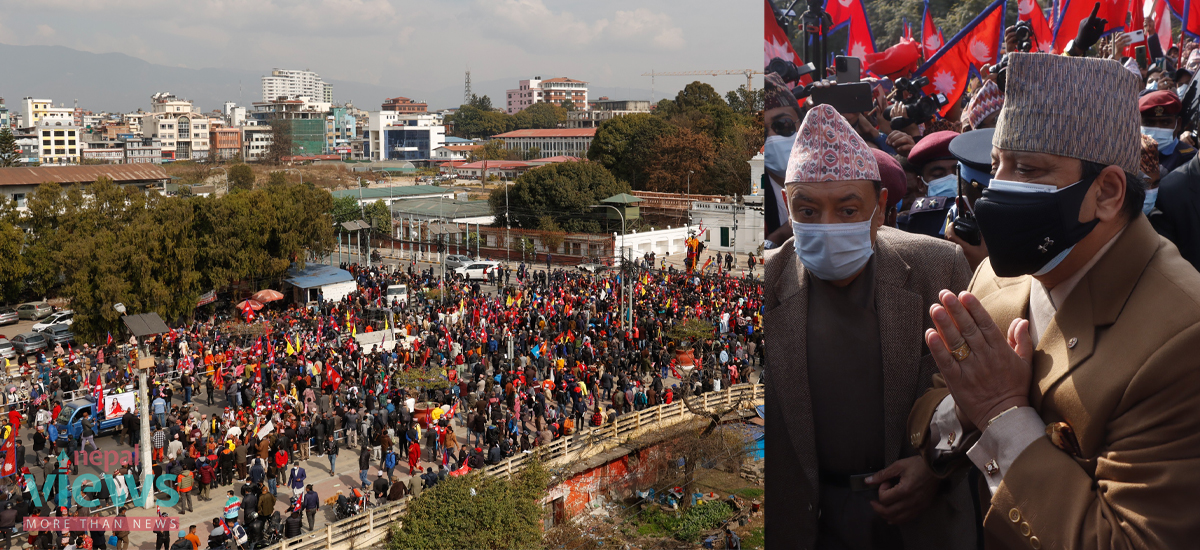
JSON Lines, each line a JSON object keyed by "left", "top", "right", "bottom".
{"left": 389, "top": 199, "right": 493, "bottom": 219}
{"left": 286, "top": 263, "right": 354, "bottom": 289}
{"left": 329, "top": 185, "right": 454, "bottom": 200}
{"left": 0, "top": 164, "right": 170, "bottom": 187}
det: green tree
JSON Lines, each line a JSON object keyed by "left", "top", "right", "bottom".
{"left": 364, "top": 199, "right": 391, "bottom": 235}
{"left": 587, "top": 113, "right": 677, "bottom": 191}
{"left": 561, "top": 99, "right": 576, "bottom": 111}
{"left": 522, "top": 146, "right": 542, "bottom": 161}
{"left": 470, "top": 140, "right": 513, "bottom": 161}
{"left": 0, "top": 128, "right": 22, "bottom": 167}
{"left": 388, "top": 457, "right": 550, "bottom": 550}
{"left": 489, "top": 161, "right": 629, "bottom": 233}
{"left": 227, "top": 164, "right": 255, "bottom": 191}
{"left": 330, "top": 195, "right": 361, "bottom": 224}
{"left": 0, "top": 198, "right": 27, "bottom": 303}
{"left": 263, "top": 119, "right": 294, "bottom": 165}
{"left": 469, "top": 94, "right": 493, "bottom": 111}
{"left": 512, "top": 102, "right": 566, "bottom": 130}
{"left": 267, "top": 171, "right": 288, "bottom": 186}
{"left": 450, "top": 95, "right": 515, "bottom": 139}
{"left": 725, "top": 85, "right": 765, "bottom": 114}
{"left": 656, "top": 81, "right": 738, "bottom": 144}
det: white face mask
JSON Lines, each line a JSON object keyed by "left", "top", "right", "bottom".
{"left": 764, "top": 134, "right": 796, "bottom": 177}
{"left": 1142, "top": 126, "right": 1175, "bottom": 150}
{"left": 791, "top": 206, "right": 878, "bottom": 281}
{"left": 923, "top": 174, "right": 958, "bottom": 198}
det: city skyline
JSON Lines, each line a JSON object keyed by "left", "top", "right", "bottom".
{"left": 0, "top": 0, "right": 757, "bottom": 111}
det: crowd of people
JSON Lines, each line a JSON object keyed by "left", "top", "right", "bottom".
{"left": 0, "top": 255, "right": 762, "bottom": 549}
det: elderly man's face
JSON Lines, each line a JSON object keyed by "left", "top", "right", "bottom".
{"left": 785, "top": 179, "right": 886, "bottom": 247}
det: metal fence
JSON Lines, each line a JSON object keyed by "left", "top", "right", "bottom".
{"left": 262, "top": 383, "right": 764, "bottom": 550}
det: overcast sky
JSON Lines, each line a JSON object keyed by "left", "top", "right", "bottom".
{"left": 0, "top": 0, "right": 758, "bottom": 101}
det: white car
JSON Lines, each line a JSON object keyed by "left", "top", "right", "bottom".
{"left": 33, "top": 310, "right": 74, "bottom": 332}
{"left": 454, "top": 261, "right": 501, "bottom": 281}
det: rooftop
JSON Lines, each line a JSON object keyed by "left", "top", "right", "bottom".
{"left": 329, "top": 185, "right": 455, "bottom": 200}
{"left": 286, "top": 263, "right": 353, "bottom": 289}
{"left": 541, "top": 77, "right": 588, "bottom": 84}
{"left": 389, "top": 199, "right": 493, "bottom": 219}
{"left": 439, "top": 145, "right": 482, "bottom": 151}
{"left": 0, "top": 164, "right": 170, "bottom": 187}
{"left": 491, "top": 128, "right": 597, "bottom": 138}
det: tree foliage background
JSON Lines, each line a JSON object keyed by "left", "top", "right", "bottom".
{"left": 1, "top": 178, "right": 333, "bottom": 341}
{"left": 388, "top": 456, "right": 550, "bottom": 550}
{"left": 488, "top": 161, "right": 629, "bottom": 234}
{"left": 588, "top": 82, "right": 762, "bottom": 197}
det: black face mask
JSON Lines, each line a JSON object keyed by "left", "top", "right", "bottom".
{"left": 973, "top": 177, "right": 1099, "bottom": 277}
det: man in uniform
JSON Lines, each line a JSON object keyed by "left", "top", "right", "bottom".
{"left": 764, "top": 104, "right": 976, "bottom": 550}
{"left": 910, "top": 52, "right": 1200, "bottom": 548}
{"left": 1139, "top": 89, "right": 1196, "bottom": 174}
{"left": 944, "top": 128, "right": 996, "bottom": 271}
{"left": 898, "top": 131, "right": 959, "bottom": 237}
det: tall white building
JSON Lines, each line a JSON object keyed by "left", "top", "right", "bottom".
{"left": 142, "top": 93, "right": 210, "bottom": 161}
{"left": 505, "top": 77, "right": 588, "bottom": 115}
{"left": 262, "top": 68, "right": 333, "bottom": 103}
{"left": 22, "top": 97, "right": 74, "bottom": 128}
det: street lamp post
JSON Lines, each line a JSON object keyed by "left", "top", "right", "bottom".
{"left": 593, "top": 204, "right": 627, "bottom": 330}
{"left": 284, "top": 168, "right": 303, "bottom": 186}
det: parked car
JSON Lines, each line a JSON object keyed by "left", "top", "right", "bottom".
{"left": 33, "top": 310, "right": 74, "bottom": 332}
{"left": 0, "top": 338, "right": 14, "bottom": 360}
{"left": 10, "top": 332, "right": 47, "bottom": 355}
{"left": 577, "top": 263, "right": 609, "bottom": 274}
{"left": 445, "top": 255, "right": 474, "bottom": 269}
{"left": 17, "top": 302, "right": 52, "bottom": 321}
{"left": 43, "top": 324, "right": 73, "bottom": 346}
{"left": 0, "top": 307, "right": 17, "bottom": 326}
{"left": 385, "top": 284, "right": 409, "bottom": 308}
{"left": 453, "top": 261, "right": 501, "bottom": 281}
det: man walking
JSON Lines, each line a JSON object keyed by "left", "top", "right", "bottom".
{"left": 302, "top": 485, "right": 319, "bottom": 531}
{"left": 287, "top": 461, "right": 306, "bottom": 499}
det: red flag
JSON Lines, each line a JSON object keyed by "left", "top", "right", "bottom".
{"left": 765, "top": 0, "right": 801, "bottom": 69}
{"left": 903, "top": 17, "right": 914, "bottom": 40}
{"left": 0, "top": 425, "right": 15, "bottom": 478}
{"left": 1155, "top": 0, "right": 1174, "bottom": 51}
{"left": 1054, "top": 0, "right": 1129, "bottom": 54}
{"left": 916, "top": 0, "right": 1006, "bottom": 117}
{"left": 106, "top": 332, "right": 113, "bottom": 346}
{"left": 95, "top": 382, "right": 103, "bottom": 410}
{"left": 1019, "top": 0, "right": 1056, "bottom": 52}
{"left": 826, "top": 0, "right": 877, "bottom": 61}
{"left": 242, "top": 301, "right": 254, "bottom": 321}
{"left": 922, "top": 0, "right": 946, "bottom": 58}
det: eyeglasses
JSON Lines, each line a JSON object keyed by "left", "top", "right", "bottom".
{"left": 770, "top": 116, "right": 797, "bottom": 137}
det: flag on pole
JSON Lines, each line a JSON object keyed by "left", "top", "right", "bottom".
{"left": 106, "top": 332, "right": 113, "bottom": 346}
{"left": 1154, "top": 0, "right": 1174, "bottom": 50}
{"left": 826, "top": 0, "right": 878, "bottom": 60}
{"left": 1019, "top": 0, "right": 1056, "bottom": 52}
{"left": 286, "top": 338, "right": 295, "bottom": 356}
{"left": 916, "top": 0, "right": 1007, "bottom": 117}
{"left": 903, "top": 17, "right": 914, "bottom": 40}
{"left": 765, "top": 0, "right": 802, "bottom": 73}
{"left": 922, "top": 0, "right": 946, "bottom": 58}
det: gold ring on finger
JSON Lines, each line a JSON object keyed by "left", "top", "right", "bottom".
{"left": 950, "top": 341, "right": 971, "bottom": 362}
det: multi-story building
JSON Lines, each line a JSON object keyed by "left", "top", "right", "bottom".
{"left": 0, "top": 98, "right": 8, "bottom": 130}
{"left": 326, "top": 106, "right": 357, "bottom": 156}
{"left": 81, "top": 142, "right": 125, "bottom": 164}
{"left": 250, "top": 97, "right": 330, "bottom": 156}
{"left": 364, "top": 112, "right": 445, "bottom": 162}
{"left": 22, "top": 98, "right": 74, "bottom": 128}
{"left": 242, "top": 126, "right": 274, "bottom": 162}
{"left": 565, "top": 98, "right": 653, "bottom": 128}
{"left": 142, "top": 93, "right": 210, "bottom": 161}
{"left": 505, "top": 77, "right": 588, "bottom": 114}
{"left": 210, "top": 127, "right": 243, "bottom": 161}
{"left": 14, "top": 132, "right": 38, "bottom": 165}
{"left": 124, "top": 138, "right": 163, "bottom": 164}
{"left": 381, "top": 97, "right": 428, "bottom": 114}
{"left": 491, "top": 128, "right": 596, "bottom": 159}
{"left": 432, "top": 145, "right": 481, "bottom": 161}
{"left": 261, "top": 68, "right": 332, "bottom": 103}
{"left": 35, "top": 121, "right": 81, "bottom": 165}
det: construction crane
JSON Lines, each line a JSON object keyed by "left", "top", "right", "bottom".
{"left": 641, "top": 69, "right": 764, "bottom": 103}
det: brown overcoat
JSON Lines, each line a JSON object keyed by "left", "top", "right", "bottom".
{"left": 909, "top": 215, "right": 1200, "bottom": 549}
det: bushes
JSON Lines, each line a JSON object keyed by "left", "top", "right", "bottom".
{"left": 631, "top": 501, "right": 733, "bottom": 543}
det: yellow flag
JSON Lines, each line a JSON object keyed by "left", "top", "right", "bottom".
{"left": 384, "top": 317, "right": 390, "bottom": 331}
{"left": 352, "top": 325, "right": 357, "bottom": 337}
{"left": 506, "top": 295, "right": 514, "bottom": 307}
{"left": 286, "top": 339, "right": 295, "bottom": 356}
{"left": 294, "top": 334, "right": 301, "bottom": 351}
{"left": 290, "top": 386, "right": 298, "bottom": 399}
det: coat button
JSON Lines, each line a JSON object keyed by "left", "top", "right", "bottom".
{"left": 1030, "top": 536, "right": 1041, "bottom": 549}
{"left": 1067, "top": 337, "right": 1078, "bottom": 349}
{"left": 1020, "top": 521, "right": 1031, "bottom": 536}
{"left": 1009, "top": 508, "right": 1021, "bottom": 522}
{"left": 911, "top": 432, "right": 921, "bottom": 446}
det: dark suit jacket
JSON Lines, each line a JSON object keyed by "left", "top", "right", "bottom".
{"left": 1152, "top": 153, "right": 1200, "bottom": 272}
{"left": 764, "top": 226, "right": 977, "bottom": 550}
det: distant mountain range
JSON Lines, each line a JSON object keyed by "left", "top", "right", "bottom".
{"left": 0, "top": 43, "right": 657, "bottom": 114}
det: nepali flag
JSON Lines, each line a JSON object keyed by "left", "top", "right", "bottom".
{"left": 327, "top": 367, "right": 343, "bottom": 391}
{"left": 1151, "top": 0, "right": 1173, "bottom": 51}
{"left": 95, "top": 382, "right": 103, "bottom": 409}
{"left": 106, "top": 332, "right": 113, "bottom": 346}
{"left": 765, "top": 0, "right": 805, "bottom": 83}
{"left": 826, "top": 0, "right": 877, "bottom": 62}
{"left": 1019, "top": 0, "right": 1055, "bottom": 52}
{"left": 242, "top": 300, "right": 255, "bottom": 321}
{"left": 922, "top": 0, "right": 946, "bottom": 59}
{"left": 916, "top": 0, "right": 1006, "bottom": 117}
{"left": 1054, "top": 0, "right": 1128, "bottom": 53}
{"left": 903, "top": 17, "right": 914, "bottom": 40}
